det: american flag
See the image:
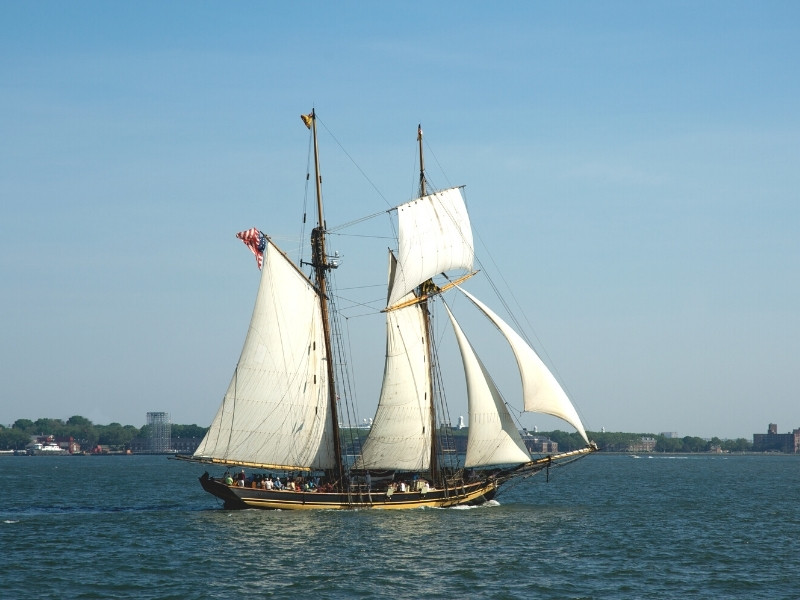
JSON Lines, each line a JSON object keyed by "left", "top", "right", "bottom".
{"left": 236, "top": 228, "right": 266, "bottom": 270}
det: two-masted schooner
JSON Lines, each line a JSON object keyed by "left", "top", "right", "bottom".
{"left": 181, "top": 110, "right": 596, "bottom": 510}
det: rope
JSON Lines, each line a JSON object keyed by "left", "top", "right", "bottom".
{"left": 316, "top": 116, "right": 393, "bottom": 209}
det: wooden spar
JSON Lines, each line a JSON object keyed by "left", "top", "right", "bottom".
{"left": 175, "top": 454, "right": 314, "bottom": 472}
{"left": 306, "top": 109, "right": 345, "bottom": 486}
{"left": 312, "top": 109, "right": 325, "bottom": 229}
{"left": 383, "top": 271, "right": 479, "bottom": 313}
{"left": 418, "top": 124, "right": 426, "bottom": 197}
{"left": 502, "top": 446, "right": 598, "bottom": 480}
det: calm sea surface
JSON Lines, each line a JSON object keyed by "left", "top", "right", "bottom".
{"left": 1, "top": 453, "right": 798, "bottom": 599}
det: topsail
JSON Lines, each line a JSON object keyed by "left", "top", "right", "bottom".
{"left": 388, "top": 187, "right": 474, "bottom": 307}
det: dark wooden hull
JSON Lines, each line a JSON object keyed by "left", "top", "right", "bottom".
{"left": 199, "top": 472, "right": 499, "bottom": 510}
{"left": 195, "top": 446, "right": 597, "bottom": 510}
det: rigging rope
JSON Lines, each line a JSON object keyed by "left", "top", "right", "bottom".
{"left": 316, "top": 116, "right": 393, "bottom": 210}
{"left": 326, "top": 209, "right": 390, "bottom": 233}
{"left": 299, "top": 127, "right": 314, "bottom": 264}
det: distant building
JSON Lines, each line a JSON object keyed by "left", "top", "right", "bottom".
{"left": 56, "top": 436, "right": 81, "bottom": 454}
{"left": 171, "top": 437, "right": 202, "bottom": 454}
{"left": 520, "top": 430, "right": 558, "bottom": 454}
{"left": 129, "top": 435, "right": 199, "bottom": 454}
{"left": 753, "top": 424, "right": 800, "bottom": 453}
{"left": 628, "top": 437, "right": 657, "bottom": 453}
{"left": 660, "top": 432, "right": 680, "bottom": 439}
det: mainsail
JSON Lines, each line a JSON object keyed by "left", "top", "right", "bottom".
{"left": 352, "top": 297, "right": 432, "bottom": 471}
{"left": 354, "top": 253, "right": 432, "bottom": 471}
{"left": 193, "top": 240, "right": 337, "bottom": 470}
{"left": 357, "top": 186, "right": 475, "bottom": 470}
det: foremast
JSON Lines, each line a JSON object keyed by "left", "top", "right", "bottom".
{"left": 304, "top": 109, "right": 345, "bottom": 487}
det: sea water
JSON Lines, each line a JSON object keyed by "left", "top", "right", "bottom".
{"left": 0, "top": 453, "right": 798, "bottom": 599}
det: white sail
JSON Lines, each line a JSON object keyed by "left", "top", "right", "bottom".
{"left": 444, "top": 304, "right": 532, "bottom": 467}
{"left": 387, "top": 187, "right": 474, "bottom": 307}
{"left": 193, "top": 240, "right": 337, "bottom": 470}
{"left": 457, "top": 287, "right": 590, "bottom": 445}
{"left": 355, "top": 255, "right": 432, "bottom": 471}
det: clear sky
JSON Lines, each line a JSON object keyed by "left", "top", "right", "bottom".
{"left": 1, "top": 2, "right": 798, "bottom": 439}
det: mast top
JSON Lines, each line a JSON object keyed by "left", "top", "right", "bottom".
{"left": 418, "top": 123, "right": 426, "bottom": 198}
{"left": 301, "top": 109, "right": 326, "bottom": 232}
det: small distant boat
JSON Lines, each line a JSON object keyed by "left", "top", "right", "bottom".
{"left": 26, "top": 441, "right": 68, "bottom": 455}
{"left": 180, "top": 110, "right": 597, "bottom": 509}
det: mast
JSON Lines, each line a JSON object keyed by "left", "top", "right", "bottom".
{"left": 305, "top": 109, "right": 345, "bottom": 485}
{"left": 418, "top": 124, "right": 427, "bottom": 197}
{"left": 417, "top": 124, "right": 439, "bottom": 481}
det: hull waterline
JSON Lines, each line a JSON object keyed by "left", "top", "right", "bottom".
{"left": 199, "top": 472, "right": 498, "bottom": 510}
{"left": 195, "top": 446, "right": 597, "bottom": 510}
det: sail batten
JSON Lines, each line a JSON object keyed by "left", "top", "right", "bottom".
{"left": 456, "top": 286, "right": 590, "bottom": 445}
{"left": 193, "top": 240, "right": 337, "bottom": 469}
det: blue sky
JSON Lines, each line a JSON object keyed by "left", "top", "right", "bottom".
{"left": 1, "top": 2, "right": 798, "bottom": 439}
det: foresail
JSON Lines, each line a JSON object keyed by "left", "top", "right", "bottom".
{"left": 444, "top": 304, "right": 531, "bottom": 467}
{"left": 457, "top": 287, "right": 590, "bottom": 445}
{"left": 355, "top": 255, "right": 432, "bottom": 471}
{"left": 387, "top": 187, "right": 474, "bottom": 307}
{"left": 193, "top": 240, "right": 337, "bottom": 470}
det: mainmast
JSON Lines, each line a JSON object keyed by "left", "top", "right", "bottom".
{"left": 417, "top": 124, "right": 439, "bottom": 481}
{"left": 418, "top": 124, "right": 427, "bottom": 197}
{"left": 304, "top": 109, "right": 345, "bottom": 485}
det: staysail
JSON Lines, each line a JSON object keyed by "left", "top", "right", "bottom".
{"left": 456, "top": 286, "right": 590, "bottom": 445}
{"left": 192, "top": 240, "right": 337, "bottom": 470}
{"left": 387, "top": 187, "right": 474, "bottom": 307}
{"left": 444, "top": 303, "right": 532, "bottom": 467}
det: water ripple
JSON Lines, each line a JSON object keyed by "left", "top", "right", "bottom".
{"left": 1, "top": 454, "right": 798, "bottom": 599}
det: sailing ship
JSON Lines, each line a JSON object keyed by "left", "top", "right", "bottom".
{"left": 182, "top": 110, "right": 597, "bottom": 509}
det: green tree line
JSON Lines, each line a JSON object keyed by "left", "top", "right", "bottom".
{"left": 1, "top": 417, "right": 754, "bottom": 453}
{"left": 0, "top": 416, "right": 208, "bottom": 451}
{"left": 546, "top": 430, "right": 752, "bottom": 453}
